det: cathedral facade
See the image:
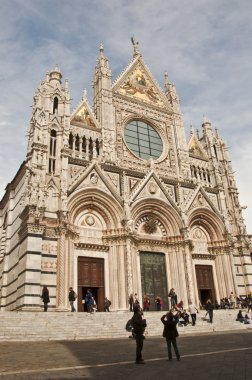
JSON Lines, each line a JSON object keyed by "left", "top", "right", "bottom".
{"left": 0, "top": 41, "right": 251, "bottom": 312}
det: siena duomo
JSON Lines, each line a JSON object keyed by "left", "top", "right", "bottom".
{"left": 0, "top": 40, "right": 251, "bottom": 312}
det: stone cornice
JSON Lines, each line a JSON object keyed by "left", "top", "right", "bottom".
{"left": 192, "top": 254, "right": 216, "bottom": 260}
{"left": 75, "top": 242, "right": 109, "bottom": 251}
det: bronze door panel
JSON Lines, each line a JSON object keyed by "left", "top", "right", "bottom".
{"left": 140, "top": 252, "right": 168, "bottom": 311}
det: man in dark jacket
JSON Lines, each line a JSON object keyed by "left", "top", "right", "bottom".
{"left": 131, "top": 305, "right": 147, "bottom": 364}
{"left": 161, "top": 311, "right": 180, "bottom": 361}
{"left": 68, "top": 287, "right": 77, "bottom": 312}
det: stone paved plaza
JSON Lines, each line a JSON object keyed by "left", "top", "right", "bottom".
{"left": 0, "top": 330, "right": 251, "bottom": 380}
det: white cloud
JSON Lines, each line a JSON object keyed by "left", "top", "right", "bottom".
{"left": 0, "top": 0, "right": 251, "bottom": 232}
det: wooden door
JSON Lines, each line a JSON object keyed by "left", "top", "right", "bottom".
{"left": 78, "top": 257, "right": 104, "bottom": 311}
{"left": 195, "top": 265, "right": 216, "bottom": 304}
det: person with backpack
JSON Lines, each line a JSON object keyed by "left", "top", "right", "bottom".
{"left": 68, "top": 287, "right": 77, "bottom": 312}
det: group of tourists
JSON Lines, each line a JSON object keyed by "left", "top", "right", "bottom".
{"left": 40, "top": 286, "right": 111, "bottom": 313}
{"left": 215, "top": 292, "right": 252, "bottom": 311}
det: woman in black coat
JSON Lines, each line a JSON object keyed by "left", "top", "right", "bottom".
{"left": 161, "top": 311, "right": 180, "bottom": 361}
{"left": 41, "top": 286, "right": 50, "bottom": 312}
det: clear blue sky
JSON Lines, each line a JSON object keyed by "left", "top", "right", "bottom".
{"left": 0, "top": 0, "right": 251, "bottom": 232}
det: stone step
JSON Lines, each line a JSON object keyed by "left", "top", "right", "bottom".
{"left": 0, "top": 309, "right": 251, "bottom": 341}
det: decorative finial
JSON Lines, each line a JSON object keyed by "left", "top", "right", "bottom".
{"left": 131, "top": 37, "right": 141, "bottom": 58}
{"left": 202, "top": 115, "right": 211, "bottom": 125}
{"left": 100, "top": 43, "right": 104, "bottom": 53}
{"left": 82, "top": 88, "right": 87, "bottom": 101}
{"left": 164, "top": 71, "right": 169, "bottom": 82}
{"left": 54, "top": 64, "right": 60, "bottom": 73}
{"left": 190, "top": 124, "right": 194, "bottom": 136}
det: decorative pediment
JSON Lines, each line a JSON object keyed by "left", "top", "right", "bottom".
{"left": 71, "top": 99, "right": 100, "bottom": 130}
{"left": 130, "top": 171, "right": 180, "bottom": 213}
{"left": 186, "top": 187, "right": 222, "bottom": 218}
{"left": 68, "top": 163, "right": 123, "bottom": 205}
{"left": 113, "top": 57, "right": 172, "bottom": 111}
{"left": 188, "top": 135, "right": 208, "bottom": 160}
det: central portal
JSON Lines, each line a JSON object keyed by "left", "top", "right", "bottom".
{"left": 140, "top": 252, "right": 168, "bottom": 311}
{"left": 77, "top": 256, "right": 105, "bottom": 312}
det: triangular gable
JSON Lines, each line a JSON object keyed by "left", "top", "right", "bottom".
{"left": 128, "top": 177, "right": 141, "bottom": 193}
{"left": 113, "top": 56, "right": 172, "bottom": 112}
{"left": 130, "top": 171, "right": 180, "bottom": 213}
{"left": 68, "top": 163, "right": 123, "bottom": 205}
{"left": 186, "top": 186, "right": 223, "bottom": 219}
{"left": 188, "top": 135, "right": 208, "bottom": 160}
{"left": 50, "top": 115, "right": 61, "bottom": 126}
{"left": 71, "top": 100, "right": 100, "bottom": 130}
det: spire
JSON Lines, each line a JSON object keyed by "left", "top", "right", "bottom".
{"left": 131, "top": 37, "right": 141, "bottom": 58}
{"left": 164, "top": 70, "right": 173, "bottom": 104}
{"left": 96, "top": 43, "right": 111, "bottom": 74}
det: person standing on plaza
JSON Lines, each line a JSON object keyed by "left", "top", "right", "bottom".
{"left": 155, "top": 296, "right": 161, "bottom": 311}
{"left": 161, "top": 311, "right": 180, "bottom": 361}
{"left": 85, "top": 289, "right": 93, "bottom": 313}
{"left": 104, "top": 297, "right": 111, "bottom": 312}
{"left": 230, "top": 292, "right": 236, "bottom": 309}
{"left": 129, "top": 293, "right": 134, "bottom": 311}
{"left": 143, "top": 295, "right": 150, "bottom": 312}
{"left": 131, "top": 305, "right": 147, "bottom": 364}
{"left": 188, "top": 300, "right": 198, "bottom": 326}
{"left": 169, "top": 288, "right": 178, "bottom": 308}
{"left": 68, "top": 287, "right": 77, "bottom": 312}
{"left": 41, "top": 286, "right": 50, "bottom": 312}
{"left": 206, "top": 299, "right": 214, "bottom": 323}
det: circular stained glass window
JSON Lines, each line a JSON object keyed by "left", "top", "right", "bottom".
{"left": 124, "top": 120, "right": 163, "bottom": 160}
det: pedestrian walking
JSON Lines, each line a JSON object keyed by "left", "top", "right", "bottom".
{"left": 68, "top": 287, "right": 77, "bottom": 312}
{"left": 188, "top": 300, "right": 198, "bottom": 326}
{"left": 161, "top": 311, "right": 181, "bottom": 361}
{"left": 206, "top": 299, "right": 214, "bottom": 323}
{"left": 131, "top": 305, "right": 147, "bottom": 364}
{"left": 41, "top": 286, "right": 50, "bottom": 312}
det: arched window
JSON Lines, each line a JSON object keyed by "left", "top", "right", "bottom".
{"left": 49, "top": 129, "right": 57, "bottom": 174}
{"left": 96, "top": 138, "right": 100, "bottom": 156}
{"left": 53, "top": 97, "right": 58, "bottom": 114}
{"left": 69, "top": 132, "right": 73, "bottom": 149}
